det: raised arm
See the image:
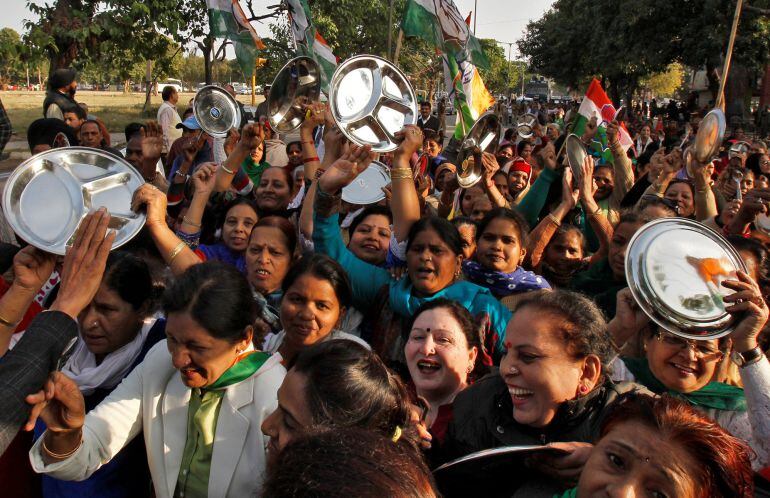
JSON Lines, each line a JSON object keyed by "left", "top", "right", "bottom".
{"left": 390, "top": 125, "right": 423, "bottom": 241}
{"left": 526, "top": 168, "right": 578, "bottom": 269}
{"left": 691, "top": 157, "right": 718, "bottom": 221}
{"left": 606, "top": 121, "right": 634, "bottom": 210}
{"left": 481, "top": 152, "right": 509, "bottom": 208}
{"left": 214, "top": 124, "right": 263, "bottom": 192}
{"left": 176, "top": 162, "right": 216, "bottom": 242}
{"left": 298, "top": 102, "right": 327, "bottom": 181}
{"left": 578, "top": 156, "right": 613, "bottom": 263}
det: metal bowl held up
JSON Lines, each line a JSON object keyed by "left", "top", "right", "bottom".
{"left": 193, "top": 85, "right": 241, "bottom": 138}
{"left": 565, "top": 133, "right": 586, "bottom": 183}
{"left": 692, "top": 108, "right": 726, "bottom": 164}
{"left": 268, "top": 56, "right": 322, "bottom": 133}
{"left": 2, "top": 147, "right": 146, "bottom": 255}
{"left": 341, "top": 160, "right": 391, "bottom": 205}
{"left": 329, "top": 55, "right": 417, "bottom": 152}
{"left": 625, "top": 218, "right": 746, "bottom": 340}
{"left": 516, "top": 113, "right": 537, "bottom": 139}
{"left": 456, "top": 112, "right": 500, "bottom": 189}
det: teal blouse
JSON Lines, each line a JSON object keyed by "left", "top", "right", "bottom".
{"left": 313, "top": 212, "right": 512, "bottom": 358}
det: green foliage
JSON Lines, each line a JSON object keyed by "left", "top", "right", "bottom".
{"left": 519, "top": 0, "right": 770, "bottom": 102}
{"left": 0, "top": 28, "right": 26, "bottom": 85}
{"left": 641, "top": 63, "right": 685, "bottom": 98}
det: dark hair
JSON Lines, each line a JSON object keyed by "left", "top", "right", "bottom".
{"left": 405, "top": 298, "right": 487, "bottom": 380}
{"left": 405, "top": 216, "right": 463, "bottom": 256}
{"left": 217, "top": 196, "right": 259, "bottom": 231}
{"left": 349, "top": 205, "right": 393, "bottom": 238}
{"left": 503, "top": 128, "right": 515, "bottom": 141}
{"left": 423, "top": 129, "right": 440, "bottom": 144}
{"left": 664, "top": 178, "right": 694, "bottom": 197}
{"left": 80, "top": 119, "right": 101, "bottom": 133}
{"left": 161, "top": 86, "right": 176, "bottom": 101}
{"left": 290, "top": 340, "right": 414, "bottom": 440}
{"left": 250, "top": 216, "right": 298, "bottom": 255}
{"left": 638, "top": 196, "right": 678, "bottom": 217}
{"left": 124, "top": 122, "right": 144, "bottom": 142}
{"left": 451, "top": 216, "right": 477, "bottom": 231}
{"left": 63, "top": 105, "right": 87, "bottom": 121}
{"left": 516, "top": 140, "right": 532, "bottom": 155}
{"left": 618, "top": 208, "right": 655, "bottom": 228}
{"left": 515, "top": 290, "right": 614, "bottom": 367}
{"left": 281, "top": 254, "right": 352, "bottom": 309}
{"left": 103, "top": 251, "right": 156, "bottom": 312}
{"left": 549, "top": 224, "right": 586, "bottom": 254}
{"left": 420, "top": 101, "right": 432, "bottom": 109}
{"left": 258, "top": 166, "right": 294, "bottom": 192}
{"left": 476, "top": 207, "right": 530, "bottom": 248}
{"left": 262, "top": 426, "right": 436, "bottom": 498}
{"left": 728, "top": 235, "right": 770, "bottom": 289}
{"left": 162, "top": 261, "right": 256, "bottom": 342}
{"left": 601, "top": 393, "right": 754, "bottom": 498}
{"left": 285, "top": 140, "right": 302, "bottom": 155}
{"left": 182, "top": 107, "right": 194, "bottom": 120}
{"left": 745, "top": 152, "right": 765, "bottom": 179}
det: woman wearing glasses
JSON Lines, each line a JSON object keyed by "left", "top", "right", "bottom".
{"left": 608, "top": 271, "right": 770, "bottom": 469}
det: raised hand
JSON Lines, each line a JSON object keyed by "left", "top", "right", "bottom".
{"left": 394, "top": 125, "right": 423, "bottom": 159}
{"left": 50, "top": 208, "right": 116, "bottom": 320}
{"left": 481, "top": 152, "right": 500, "bottom": 187}
{"left": 191, "top": 162, "right": 218, "bottom": 196}
{"left": 606, "top": 120, "right": 620, "bottom": 145}
{"left": 25, "top": 372, "right": 85, "bottom": 434}
{"left": 578, "top": 155, "right": 597, "bottom": 200}
{"left": 12, "top": 246, "right": 56, "bottom": 293}
{"left": 561, "top": 167, "right": 579, "bottom": 210}
{"left": 614, "top": 288, "right": 649, "bottom": 335}
{"left": 182, "top": 133, "right": 206, "bottom": 163}
{"left": 140, "top": 121, "right": 164, "bottom": 163}
{"left": 237, "top": 123, "right": 264, "bottom": 151}
{"left": 301, "top": 102, "right": 327, "bottom": 131}
{"left": 581, "top": 116, "right": 599, "bottom": 144}
{"left": 131, "top": 183, "right": 168, "bottom": 229}
{"left": 318, "top": 144, "right": 376, "bottom": 194}
{"left": 539, "top": 141, "right": 557, "bottom": 171}
{"left": 224, "top": 128, "right": 240, "bottom": 156}
{"left": 722, "top": 270, "right": 769, "bottom": 352}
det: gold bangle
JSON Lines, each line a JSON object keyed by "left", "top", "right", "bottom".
{"left": 168, "top": 241, "right": 187, "bottom": 264}
{"left": 0, "top": 313, "right": 19, "bottom": 328}
{"left": 42, "top": 435, "right": 83, "bottom": 460}
{"left": 547, "top": 213, "right": 561, "bottom": 227}
{"left": 182, "top": 216, "right": 201, "bottom": 229}
{"left": 390, "top": 168, "right": 413, "bottom": 180}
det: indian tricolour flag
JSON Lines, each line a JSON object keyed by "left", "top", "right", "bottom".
{"left": 573, "top": 78, "right": 634, "bottom": 163}
{"left": 401, "top": 0, "right": 489, "bottom": 69}
{"left": 206, "top": 0, "right": 266, "bottom": 78}
{"left": 286, "top": 0, "right": 338, "bottom": 93}
{"left": 444, "top": 54, "right": 495, "bottom": 139}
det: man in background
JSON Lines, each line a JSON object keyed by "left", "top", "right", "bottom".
{"left": 157, "top": 86, "right": 182, "bottom": 157}
{"left": 43, "top": 68, "right": 79, "bottom": 120}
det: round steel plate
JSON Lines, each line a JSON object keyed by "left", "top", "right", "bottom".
{"left": 193, "top": 85, "right": 241, "bottom": 138}
{"left": 693, "top": 108, "right": 726, "bottom": 163}
{"left": 268, "top": 57, "right": 322, "bottom": 133}
{"left": 3, "top": 147, "right": 146, "bottom": 255}
{"left": 342, "top": 161, "right": 391, "bottom": 205}
{"left": 565, "top": 134, "right": 586, "bottom": 182}
{"left": 625, "top": 218, "right": 746, "bottom": 340}
{"left": 457, "top": 112, "right": 500, "bottom": 189}
{"left": 329, "top": 55, "right": 417, "bottom": 152}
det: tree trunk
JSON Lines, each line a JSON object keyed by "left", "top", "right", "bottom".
{"left": 143, "top": 60, "right": 153, "bottom": 116}
{"left": 123, "top": 78, "right": 130, "bottom": 94}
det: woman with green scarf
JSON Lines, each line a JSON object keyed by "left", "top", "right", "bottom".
{"left": 607, "top": 272, "right": 770, "bottom": 470}
{"left": 27, "top": 262, "right": 285, "bottom": 498}
{"left": 241, "top": 137, "right": 271, "bottom": 187}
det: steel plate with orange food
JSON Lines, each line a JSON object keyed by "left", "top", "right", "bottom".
{"left": 625, "top": 218, "right": 746, "bottom": 340}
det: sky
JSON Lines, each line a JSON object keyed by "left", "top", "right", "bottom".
{"left": 3, "top": 0, "right": 555, "bottom": 59}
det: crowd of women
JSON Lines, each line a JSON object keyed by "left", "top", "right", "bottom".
{"left": 0, "top": 93, "right": 769, "bottom": 498}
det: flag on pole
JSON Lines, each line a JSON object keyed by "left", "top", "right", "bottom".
{"left": 444, "top": 54, "right": 495, "bottom": 139}
{"left": 401, "top": 0, "right": 490, "bottom": 69}
{"left": 285, "top": 0, "right": 338, "bottom": 93}
{"left": 206, "top": 0, "right": 265, "bottom": 78}
{"left": 572, "top": 78, "right": 633, "bottom": 163}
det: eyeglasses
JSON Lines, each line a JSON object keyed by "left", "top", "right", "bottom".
{"left": 655, "top": 332, "right": 724, "bottom": 360}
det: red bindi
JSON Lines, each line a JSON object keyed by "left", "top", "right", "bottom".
{"left": 504, "top": 341, "right": 512, "bottom": 349}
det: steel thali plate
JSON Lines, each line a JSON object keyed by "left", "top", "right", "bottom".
{"left": 342, "top": 161, "right": 391, "bottom": 205}
{"left": 2, "top": 147, "right": 146, "bottom": 255}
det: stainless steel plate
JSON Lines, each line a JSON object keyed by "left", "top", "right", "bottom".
{"left": 193, "top": 85, "right": 241, "bottom": 138}
{"left": 565, "top": 134, "right": 586, "bottom": 182}
{"left": 268, "top": 57, "right": 322, "bottom": 133}
{"left": 457, "top": 112, "right": 500, "bottom": 189}
{"left": 2, "top": 147, "right": 146, "bottom": 255}
{"left": 342, "top": 161, "right": 391, "bottom": 205}
{"left": 693, "top": 108, "right": 726, "bottom": 163}
{"left": 625, "top": 218, "right": 746, "bottom": 340}
{"left": 329, "top": 55, "right": 417, "bottom": 152}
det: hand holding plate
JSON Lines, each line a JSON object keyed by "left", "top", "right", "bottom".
{"left": 301, "top": 102, "right": 327, "bottom": 131}
{"left": 394, "top": 125, "right": 423, "bottom": 159}
{"left": 131, "top": 184, "right": 168, "bottom": 230}
{"left": 560, "top": 167, "right": 579, "bottom": 210}
{"left": 318, "top": 144, "right": 376, "bottom": 194}
{"left": 722, "top": 270, "right": 768, "bottom": 352}
{"left": 50, "top": 208, "right": 115, "bottom": 320}
{"left": 539, "top": 142, "right": 557, "bottom": 171}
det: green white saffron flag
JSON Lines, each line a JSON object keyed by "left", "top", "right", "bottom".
{"left": 286, "top": 0, "right": 338, "bottom": 93}
{"left": 401, "top": 0, "right": 490, "bottom": 70}
{"left": 206, "top": 0, "right": 266, "bottom": 77}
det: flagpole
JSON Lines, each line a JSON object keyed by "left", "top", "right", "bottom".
{"left": 473, "top": 0, "right": 477, "bottom": 34}
{"left": 394, "top": 29, "right": 404, "bottom": 67}
{"left": 716, "top": 0, "right": 743, "bottom": 110}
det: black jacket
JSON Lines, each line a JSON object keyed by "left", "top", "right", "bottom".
{"left": 437, "top": 374, "right": 647, "bottom": 497}
{"left": 417, "top": 114, "right": 441, "bottom": 132}
{"left": 43, "top": 90, "right": 80, "bottom": 117}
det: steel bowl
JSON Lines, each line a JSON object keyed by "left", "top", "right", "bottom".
{"left": 268, "top": 56, "right": 322, "bottom": 133}
{"left": 2, "top": 147, "right": 146, "bottom": 255}
{"left": 565, "top": 134, "right": 586, "bottom": 182}
{"left": 341, "top": 160, "right": 391, "bottom": 205}
{"left": 329, "top": 55, "right": 417, "bottom": 152}
{"left": 692, "top": 108, "right": 726, "bottom": 164}
{"left": 456, "top": 112, "right": 500, "bottom": 189}
{"left": 625, "top": 218, "right": 746, "bottom": 340}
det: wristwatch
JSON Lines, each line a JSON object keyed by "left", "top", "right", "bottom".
{"left": 731, "top": 346, "right": 764, "bottom": 368}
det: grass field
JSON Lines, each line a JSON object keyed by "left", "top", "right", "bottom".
{"left": 0, "top": 90, "right": 263, "bottom": 141}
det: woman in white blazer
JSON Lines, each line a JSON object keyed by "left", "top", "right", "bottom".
{"left": 27, "top": 253, "right": 285, "bottom": 498}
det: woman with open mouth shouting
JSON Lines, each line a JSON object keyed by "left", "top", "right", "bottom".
{"left": 608, "top": 272, "right": 770, "bottom": 470}
{"left": 27, "top": 258, "right": 285, "bottom": 498}
{"left": 312, "top": 126, "right": 511, "bottom": 364}
{"left": 440, "top": 290, "right": 645, "bottom": 496}
{"left": 404, "top": 299, "right": 485, "bottom": 456}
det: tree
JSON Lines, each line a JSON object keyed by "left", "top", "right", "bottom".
{"left": 0, "top": 28, "right": 25, "bottom": 86}
{"left": 640, "top": 63, "right": 685, "bottom": 99}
